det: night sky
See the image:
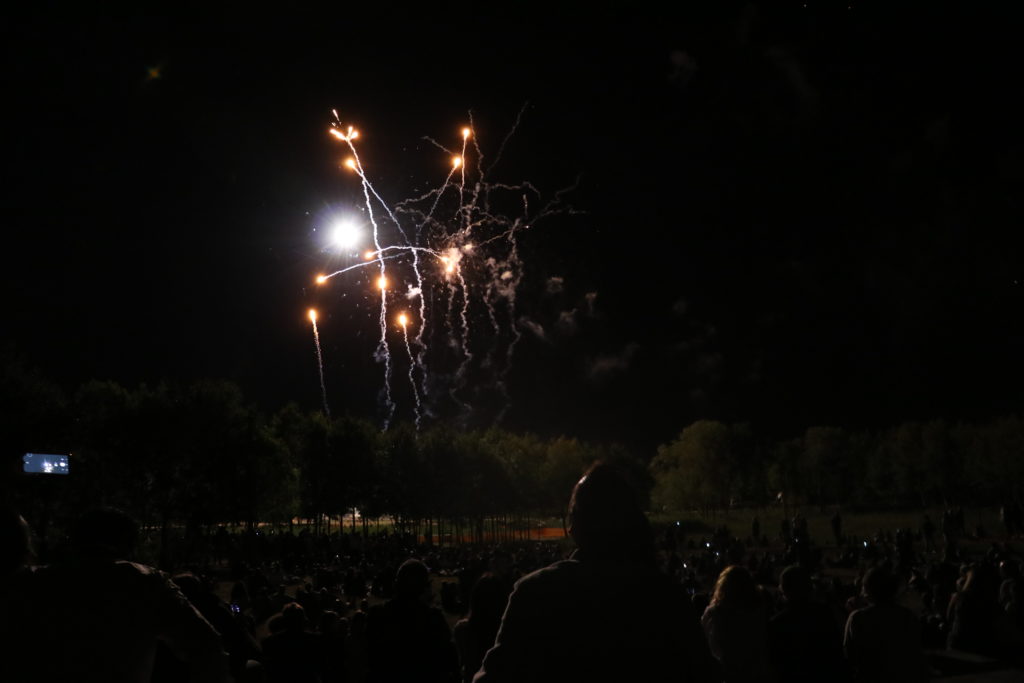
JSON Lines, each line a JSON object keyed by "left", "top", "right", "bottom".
{"left": 4, "top": 4, "right": 1023, "bottom": 449}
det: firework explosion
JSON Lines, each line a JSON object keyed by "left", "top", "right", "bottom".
{"left": 308, "top": 108, "right": 575, "bottom": 429}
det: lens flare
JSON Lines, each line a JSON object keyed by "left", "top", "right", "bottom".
{"left": 331, "top": 220, "right": 361, "bottom": 249}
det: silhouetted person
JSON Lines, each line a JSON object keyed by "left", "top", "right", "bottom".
{"left": 702, "top": 565, "right": 773, "bottom": 682}
{"left": 0, "top": 504, "right": 31, "bottom": 577}
{"left": 921, "top": 514, "right": 937, "bottom": 554}
{"left": 173, "top": 572, "right": 262, "bottom": 681}
{"left": 0, "top": 506, "right": 34, "bottom": 681}
{"left": 5, "top": 507, "right": 228, "bottom": 682}
{"left": 345, "top": 609, "right": 370, "bottom": 683}
{"left": 946, "top": 563, "right": 1001, "bottom": 656}
{"left": 768, "top": 565, "right": 847, "bottom": 683}
{"left": 319, "top": 610, "right": 349, "bottom": 683}
{"left": 843, "top": 567, "right": 928, "bottom": 683}
{"left": 474, "top": 461, "right": 719, "bottom": 683}
{"left": 999, "top": 559, "right": 1024, "bottom": 629}
{"left": 366, "top": 558, "right": 457, "bottom": 683}
{"left": 453, "top": 573, "right": 508, "bottom": 683}
{"left": 261, "top": 602, "right": 323, "bottom": 683}
{"left": 831, "top": 510, "right": 843, "bottom": 546}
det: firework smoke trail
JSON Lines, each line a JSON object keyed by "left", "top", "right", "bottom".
{"left": 308, "top": 309, "right": 331, "bottom": 417}
{"left": 486, "top": 102, "right": 528, "bottom": 178}
{"left": 408, "top": 161, "right": 462, "bottom": 403}
{"left": 454, "top": 265, "right": 473, "bottom": 385}
{"left": 398, "top": 314, "right": 422, "bottom": 429}
{"left": 481, "top": 269, "right": 503, "bottom": 389}
{"left": 494, "top": 226, "right": 523, "bottom": 425}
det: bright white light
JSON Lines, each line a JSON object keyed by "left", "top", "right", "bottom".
{"left": 332, "top": 220, "right": 361, "bottom": 249}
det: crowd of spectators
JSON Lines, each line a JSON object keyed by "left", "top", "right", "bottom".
{"left": 3, "top": 472, "right": 1024, "bottom": 681}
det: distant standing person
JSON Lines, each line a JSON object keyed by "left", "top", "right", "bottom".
{"left": 474, "top": 461, "right": 719, "bottom": 682}
{"left": 921, "top": 514, "right": 936, "bottom": 553}
{"left": 831, "top": 510, "right": 843, "bottom": 546}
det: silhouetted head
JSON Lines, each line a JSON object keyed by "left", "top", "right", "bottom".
{"left": 962, "top": 562, "right": 998, "bottom": 598}
{"left": 711, "top": 565, "right": 760, "bottom": 609}
{"left": 467, "top": 573, "right": 508, "bottom": 627}
{"left": 320, "top": 610, "right": 344, "bottom": 636}
{"left": 1000, "top": 559, "right": 1021, "bottom": 581}
{"left": 0, "top": 505, "right": 32, "bottom": 575}
{"left": 280, "top": 602, "right": 307, "bottom": 632}
{"left": 861, "top": 567, "right": 898, "bottom": 604}
{"left": 779, "top": 565, "right": 812, "bottom": 602}
{"left": 350, "top": 609, "right": 367, "bottom": 635}
{"left": 395, "top": 558, "right": 431, "bottom": 601}
{"left": 71, "top": 507, "right": 138, "bottom": 561}
{"left": 171, "top": 572, "right": 203, "bottom": 604}
{"left": 567, "top": 461, "right": 654, "bottom": 562}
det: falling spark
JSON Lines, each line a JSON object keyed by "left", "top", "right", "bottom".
{"left": 308, "top": 309, "right": 330, "bottom": 417}
{"left": 399, "top": 312, "right": 422, "bottom": 428}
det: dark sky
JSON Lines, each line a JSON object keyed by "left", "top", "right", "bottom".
{"left": 4, "top": 4, "right": 1023, "bottom": 449}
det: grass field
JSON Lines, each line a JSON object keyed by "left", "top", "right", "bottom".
{"left": 653, "top": 505, "right": 1007, "bottom": 542}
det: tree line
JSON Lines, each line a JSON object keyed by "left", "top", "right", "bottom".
{"left": 2, "top": 362, "right": 645, "bottom": 541}
{"left": 652, "top": 419, "right": 1024, "bottom": 515}
{"left": 3, "top": 357, "right": 1021, "bottom": 540}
